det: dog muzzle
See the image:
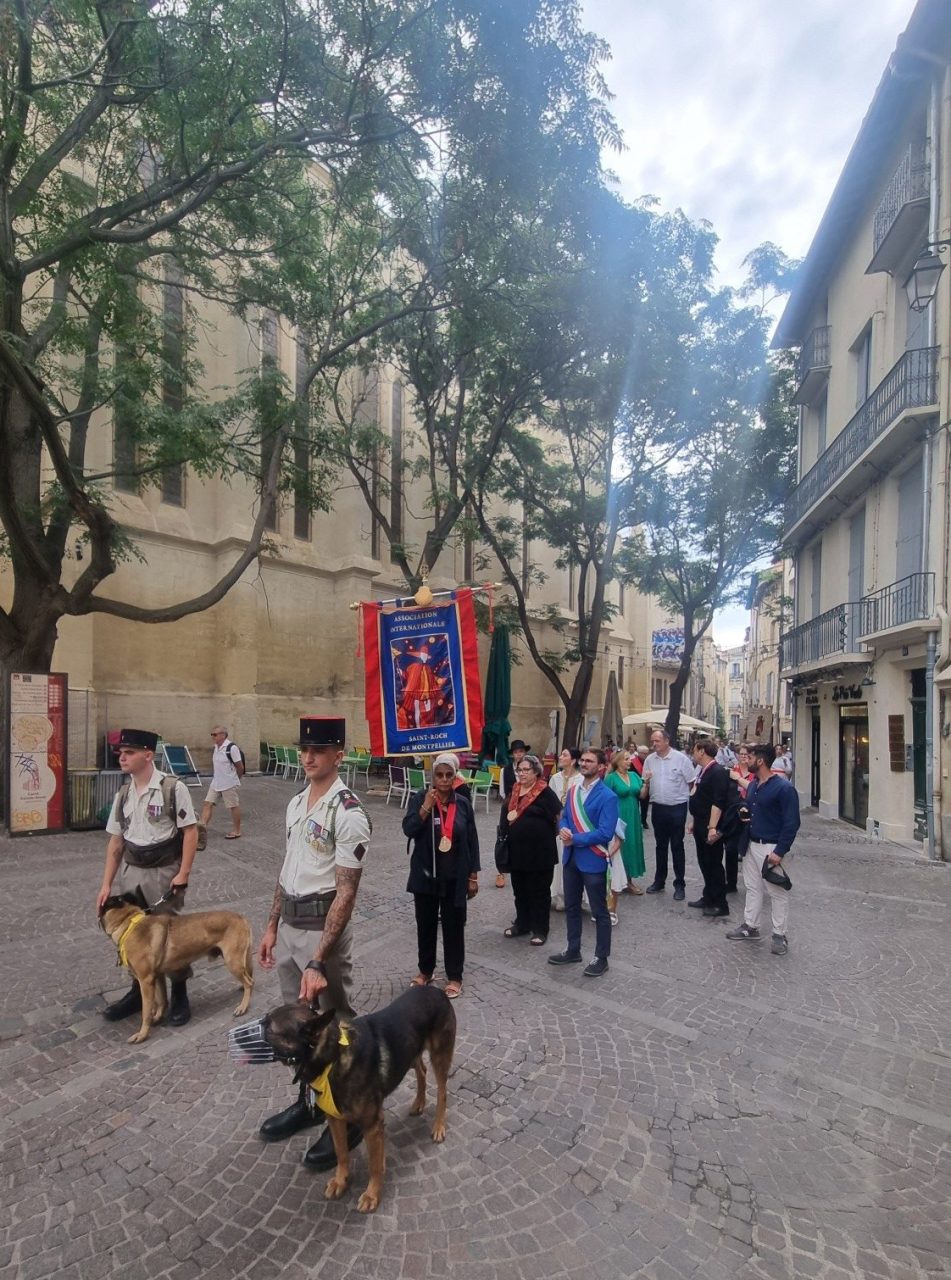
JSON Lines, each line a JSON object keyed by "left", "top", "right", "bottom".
{"left": 228, "top": 1018, "right": 279, "bottom": 1065}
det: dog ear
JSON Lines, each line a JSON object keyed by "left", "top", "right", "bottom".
{"left": 127, "top": 889, "right": 148, "bottom": 909}
{"left": 300, "top": 1006, "right": 336, "bottom": 1043}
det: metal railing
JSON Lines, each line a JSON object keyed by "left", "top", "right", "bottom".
{"left": 785, "top": 347, "right": 938, "bottom": 532}
{"left": 858, "top": 572, "right": 935, "bottom": 637}
{"left": 779, "top": 603, "right": 864, "bottom": 671}
{"left": 796, "top": 325, "right": 831, "bottom": 386}
{"left": 873, "top": 139, "right": 930, "bottom": 254}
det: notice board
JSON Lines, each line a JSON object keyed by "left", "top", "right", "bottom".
{"left": 7, "top": 672, "right": 68, "bottom": 835}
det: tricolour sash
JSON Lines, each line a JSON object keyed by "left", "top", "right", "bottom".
{"left": 566, "top": 783, "right": 611, "bottom": 859}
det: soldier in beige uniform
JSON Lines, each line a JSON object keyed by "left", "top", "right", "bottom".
{"left": 96, "top": 728, "right": 199, "bottom": 1027}
{"left": 257, "top": 715, "right": 371, "bottom": 1171}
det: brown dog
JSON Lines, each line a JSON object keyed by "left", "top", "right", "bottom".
{"left": 100, "top": 893, "right": 253, "bottom": 1043}
{"left": 258, "top": 986, "right": 456, "bottom": 1212}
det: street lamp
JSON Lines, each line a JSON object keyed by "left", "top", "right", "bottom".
{"left": 905, "top": 240, "right": 951, "bottom": 312}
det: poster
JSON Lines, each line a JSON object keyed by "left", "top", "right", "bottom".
{"left": 362, "top": 588, "right": 484, "bottom": 756}
{"left": 7, "top": 672, "right": 68, "bottom": 835}
{"left": 652, "top": 627, "right": 685, "bottom": 662}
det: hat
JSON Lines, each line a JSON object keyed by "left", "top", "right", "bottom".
{"left": 297, "top": 717, "right": 346, "bottom": 748}
{"left": 432, "top": 753, "right": 459, "bottom": 776}
{"left": 761, "top": 857, "right": 792, "bottom": 890}
{"left": 510, "top": 739, "right": 529, "bottom": 752}
{"left": 118, "top": 728, "right": 159, "bottom": 752}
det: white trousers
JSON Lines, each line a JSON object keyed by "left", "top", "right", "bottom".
{"left": 743, "top": 842, "right": 792, "bottom": 937}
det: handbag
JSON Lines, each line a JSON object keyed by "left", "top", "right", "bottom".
{"left": 494, "top": 827, "right": 510, "bottom": 872}
{"left": 761, "top": 856, "right": 792, "bottom": 890}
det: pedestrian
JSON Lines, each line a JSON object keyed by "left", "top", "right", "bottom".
{"left": 548, "top": 747, "right": 581, "bottom": 910}
{"left": 500, "top": 753, "right": 562, "bottom": 945}
{"left": 635, "top": 745, "right": 651, "bottom": 828}
{"left": 256, "top": 716, "right": 371, "bottom": 1171}
{"left": 715, "top": 736, "right": 737, "bottom": 768}
{"left": 496, "top": 739, "right": 529, "bottom": 887}
{"left": 96, "top": 728, "right": 199, "bottom": 1028}
{"left": 642, "top": 728, "right": 696, "bottom": 900}
{"left": 602, "top": 749, "right": 646, "bottom": 896}
{"left": 686, "top": 738, "right": 731, "bottom": 918}
{"left": 727, "top": 743, "right": 801, "bottom": 955}
{"left": 548, "top": 748, "right": 619, "bottom": 977}
{"left": 403, "top": 753, "right": 480, "bottom": 998}
{"left": 724, "top": 744, "right": 755, "bottom": 893}
{"left": 198, "top": 725, "right": 244, "bottom": 846}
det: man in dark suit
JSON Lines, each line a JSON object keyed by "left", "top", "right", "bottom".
{"left": 687, "top": 738, "right": 730, "bottom": 918}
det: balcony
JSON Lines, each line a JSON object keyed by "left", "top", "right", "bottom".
{"left": 867, "top": 140, "right": 930, "bottom": 275}
{"left": 784, "top": 347, "right": 938, "bottom": 545}
{"left": 779, "top": 603, "right": 864, "bottom": 674}
{"left": 858, "top": 572, "right": 937, "bottom": 642}
{"left": 792, "top": 325, "right": 831, "bottom": 406}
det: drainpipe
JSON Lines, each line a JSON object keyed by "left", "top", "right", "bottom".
{"left": 922, "top": 78, "right": 941, "bottom": 859}
{"left": 927, "top": 630, "right": 938, "bottom": 859}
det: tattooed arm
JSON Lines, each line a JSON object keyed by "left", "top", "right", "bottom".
{"left": 258, "top": 880, "right": 283, "bottom": 969}
{"left": 298, "top": 865, "right": 363, "bottom": 1002}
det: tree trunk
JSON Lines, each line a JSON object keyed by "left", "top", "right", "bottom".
{"left": 665, "top": 631, "right": 700, "bottom": 744}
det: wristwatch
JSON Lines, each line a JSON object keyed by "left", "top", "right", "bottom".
{"left": 305, "top": 960, "right": 327, "bottom": 976}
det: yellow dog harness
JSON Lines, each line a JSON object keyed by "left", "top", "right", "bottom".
{"left": 115, "top": 911, "right": 148, "bottom": 968}
{"left": 309, "top": 1026, "right": 351, "bottom": 1119}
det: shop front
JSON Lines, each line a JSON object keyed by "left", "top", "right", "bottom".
{"left": 838, "top": 703, "right": 870, "bottom": 829}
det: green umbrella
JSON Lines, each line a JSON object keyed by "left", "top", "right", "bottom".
{"left": 480, "top": 625, "right": 512, "bottom": 765}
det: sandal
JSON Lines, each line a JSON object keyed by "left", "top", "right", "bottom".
{"left": 627, "top": 882, "right": 643, "bottom": 895}
{"left": 504, "top": 925, "right": 529, "bottom": 938}
{"left": 444, "top": 981, "right": 463, "bottom": 1000}
{"left": 495, "top": 873, "right": 506, "bottom": 888}
{"left": 609, "top": 912, "right": 619, "bottom": 926}
{"left": 529, "top": 935, "right": 546, "bottom": 946}
{"left": 409, "top": 974, "right": 433, "bottom": 987}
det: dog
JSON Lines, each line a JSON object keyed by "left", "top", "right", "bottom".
{"left": 248, "top": 985, "right": 456, "bottom": 1213}
{"left": 99, "top": 893, "right": 254, "bottom": 1043}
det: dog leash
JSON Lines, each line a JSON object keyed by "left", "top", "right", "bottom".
{"left": 145, "top": 884, "right": 186, "bottom": 913}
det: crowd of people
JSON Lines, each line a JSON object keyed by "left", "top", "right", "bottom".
{"left": 94, "top": 715, "right": 799, "bottom": 1173}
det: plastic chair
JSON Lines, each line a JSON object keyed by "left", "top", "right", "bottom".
{"left": 285, "top": 746, "right": 302, "bottom": 782}
{"left": 407, "top": 767, "right": 427, "bottom": 796}
{"left": 352, "top": 748, "right": 371, "bottom": 787}
{"left": 158, "top": 743, "right": 202, "bottom": 788}
{"left": 385, "top": 764, "right": 409, "bottom": 807}
{"left": 274, "top": 744, "right": 288, "bottom": 777}
{"left": 469, "top": 769, "right": 492, "bottom": 813}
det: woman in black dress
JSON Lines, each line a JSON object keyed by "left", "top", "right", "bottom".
{"left": 500, "top": 754, "right": 562, "bottom": 945}
{"left": 402, "top": 752, "right": 480, "bottom": 998}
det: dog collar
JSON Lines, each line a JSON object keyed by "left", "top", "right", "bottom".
{"left": 115, "top": 912, "right": 147, "bottom": 968}
{"left": 309, "top": 1026, "right": 351, "bottom": 1120}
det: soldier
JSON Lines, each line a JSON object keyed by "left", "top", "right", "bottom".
{"left": 257, "top": 716, "right": 372, "bottom": 1171}
{"left": 96, "top": 728, "right": 199, "bottom": 1027}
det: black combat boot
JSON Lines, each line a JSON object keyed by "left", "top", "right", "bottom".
{"left": 167, "top": 980, "right": 191, "bottom": 1026}
{"left": 102, "top": 981, "right": 142, "bottom": 1021}
{"left": 259, "top": 1082, "right": 323, "bottom": 1143}
{"left": 302, "top": 1123, "right": 363, "bottom": 1171}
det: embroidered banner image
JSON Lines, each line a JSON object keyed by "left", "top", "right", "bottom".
{"left": 363, "top": 588, "right": 484, "bottom": 756}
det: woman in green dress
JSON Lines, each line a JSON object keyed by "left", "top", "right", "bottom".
{"left": 604, "top": 749, "right": 645, "bottom": 892}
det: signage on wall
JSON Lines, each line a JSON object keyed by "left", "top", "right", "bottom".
{"left": 831, "top": 684, "right": 865, "bottom": 703}
{"left": 6, "top": 672, "right": 69, "bottom": 836}
{"left": 888, "top": 715, "right": 906, "bottom": 773}
{"left": 803, "top": 686, "right": 819, "bottom": 706}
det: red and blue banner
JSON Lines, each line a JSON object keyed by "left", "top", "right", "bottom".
{"left": 362, "top": 588, "right": 484, "bottom": 757}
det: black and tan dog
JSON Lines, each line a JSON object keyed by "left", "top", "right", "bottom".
{"left": 257, "top": 986, "right": 456, "bottom": 1213}
{"left": 99, "top": 893, "right": 253, "bottom": 1044}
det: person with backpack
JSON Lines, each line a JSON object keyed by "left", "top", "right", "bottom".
{"left": 198, "top": 725, "right": 245, "bottom": 844}
{"left": 96, "top": 727, "right": 200, "bottom": 1027}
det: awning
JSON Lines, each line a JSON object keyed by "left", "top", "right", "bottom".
{"left": 622, "top": 710, "right": 720, "bottom": 734}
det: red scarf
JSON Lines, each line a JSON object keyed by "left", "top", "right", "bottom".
{"left": 507, "top": 778, "right": 547, "bottom": 823}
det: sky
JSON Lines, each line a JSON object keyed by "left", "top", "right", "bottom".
{"left": 578, "top": 0, "right": 916, "bottom": 645}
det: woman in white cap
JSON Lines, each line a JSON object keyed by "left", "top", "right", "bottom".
{"left": 402, "top": 753, "right": 480, "bottom": 998}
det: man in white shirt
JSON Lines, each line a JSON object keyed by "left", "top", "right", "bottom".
{"left": 257, "top": 715, "right": 371, "bottom": 1172}
{"left": 715, "top": 737, "right": 737, "bottom": 769}
{"left": 199, "top": 725, "right": 245, "bottom": 842}
{"left": 642, "top": 727, "right": 696, "bottom": 900}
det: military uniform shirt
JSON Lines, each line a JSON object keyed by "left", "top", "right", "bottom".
{"left": 279, "top": 776, "right": 371, "bottom": 897}
{"left": 105, "top": 768, "right": 197, "bottom": 844}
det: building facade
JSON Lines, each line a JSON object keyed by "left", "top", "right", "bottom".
{"left": 743, "top": 564, "right": 793, "bottom": 747}
{"left": 774, "top": 0, "right": 951, "bottom": 853}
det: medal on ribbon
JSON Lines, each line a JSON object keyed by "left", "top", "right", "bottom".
{"left": 435, "top": 798, "right": 456, "bottom": 853}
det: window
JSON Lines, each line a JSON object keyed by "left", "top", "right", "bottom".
{"left": 652, "top": 677, "right": 669, "bottom": 705}
{"left": 853, "top": 324, "right": 872, "bottom": 408}
{"left": 810, "top": 539, "right": 822, "bottom": 619}
{"left": 896, "top": 457, "right": 924, "bottom": 581}
{"left": 731, "top": 662, "right": 741, "bottom": 678}
{"left": 160, "top": 261, "right": 186, "bottom": 506}
{"left": 521, "top": 527, "right": 531, "bottom": 598}
{"left": 113, "top": 344, "right": 138, "bottom": 493}
{"left": 390, "top": 381, "right": 403, "bottom": 561}
{"left": 260, "top": 311, "right": 279, "bottom": 532}
{"left": 617, "top": 656, "right": 625, "bottom": 690}
{"left": 816, "top": 391, "right": 827, "bottom": 458}
{"left": 293, "top": 336, "right": 311, "bottom": 540}
{"left": 463, "top": 504, "right": 474, "bottom": 581}
{"left": 619, "top": 583, "right": 626, "bottom": 614}
{"left": 568, "top": 561, "right": 576, "bottom": 612}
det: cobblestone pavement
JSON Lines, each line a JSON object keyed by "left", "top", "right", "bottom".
{"left": 2, "top": 776, "right": 950, "bottom": 1280}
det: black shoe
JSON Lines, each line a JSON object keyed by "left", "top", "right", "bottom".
{"left": 102, "top": 982, "right": 142, "bottom": 1022}
{"left": 259, "top": 1091, "right": 323, "bottom": 1143}
{"left": 645, "top": 883, "right": 665, "bottom": 895}
{"left": 687, "top": 898, "right": 708, "bottom": 909}
{"left": 303, "top": 1123, "right": 362, "bottom": 1171}
{"left": 702, "top": 905, "right": 730, "bottom": 918}
{"left": 167, "top": 980, "right": 191, "bottom": 1026}
{"left": 672, "top": 887, "right": 685, "bottom": 901}
{"left": 548, "top": 950, "right": 583, "bottom": 965}
{"left": 583, "top": 957, "right": 608, "bottom": 977}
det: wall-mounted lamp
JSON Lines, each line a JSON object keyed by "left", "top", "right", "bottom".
{"left": 860, "top": 665, "right": 876, "bottom": 688}
{"left": 905, "top": 239, "right": 951, "bottom": 312}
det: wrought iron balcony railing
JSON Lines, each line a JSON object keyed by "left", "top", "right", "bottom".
{"left": 779, "top": 603, "right": 863, "bottom": 672}
{"left": 796, "top": 324, "right": 831, "bottom": 386}
{"left": 858, "top": 572, "right": 935, "bottom": 638}
{"left": 784, "top": 347, "right": 938, "bottom": 533}
{"left": 873, "top": 140, "right": 930, "bottom": 255}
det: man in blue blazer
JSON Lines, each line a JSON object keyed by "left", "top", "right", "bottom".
{"left": 548, "top": 747, "right": 619, "bottom": 976}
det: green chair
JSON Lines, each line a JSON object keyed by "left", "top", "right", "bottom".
{"left": 469, "top": 770, "right": 492, "bottom": 813}
{"left": 407, "top": 767, "right": 427, "bottom": 796}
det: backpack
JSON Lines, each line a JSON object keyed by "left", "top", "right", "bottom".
{"left": 223, "top": 740, "right": 244, "bottom": 770}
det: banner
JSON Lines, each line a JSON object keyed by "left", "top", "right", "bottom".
{"left": 652, "top": 627, "right": 685, "bottom": 663}
{"left": 363, "top": 588, "right": 484, "bottom": 756}
{"left": 7, "top": 671, "right": 68, "bottom": 835}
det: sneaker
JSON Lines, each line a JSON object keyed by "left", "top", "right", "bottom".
{"left": 548, "top": 950, "right": 583, "bottom": 966}
{"left": 608, "top": 912, "right": 619, "bottom": 926}
{"left": 771, "top": 933, "right": 788, "bottom": 955}
{"left": 645, "top": 883, "right": 665, "bottom": 894}
{"left": 672, "top": 887, "right": 686, "bottom": 901}
{"left": 583, "top": 957, "right": 608, "bottom": 977}
{"left": 726, "top": 924, "right": 761, "bottom": 942}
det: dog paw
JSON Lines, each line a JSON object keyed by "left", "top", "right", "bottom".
{"left": 357, "top": 1190, "right": 380, "bottom": 1213}
{"left": 324, "top": 1176, "right": 348, "bottom": 1201}
{"left": 127, "top": 1031, "right": 149, "bottom": 1044}
{"left": 408, "top": 1100, "right": 425, "bottom": 1116}
{"left": 431, "top": 1122, "right": 446, "bottom": 1143}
